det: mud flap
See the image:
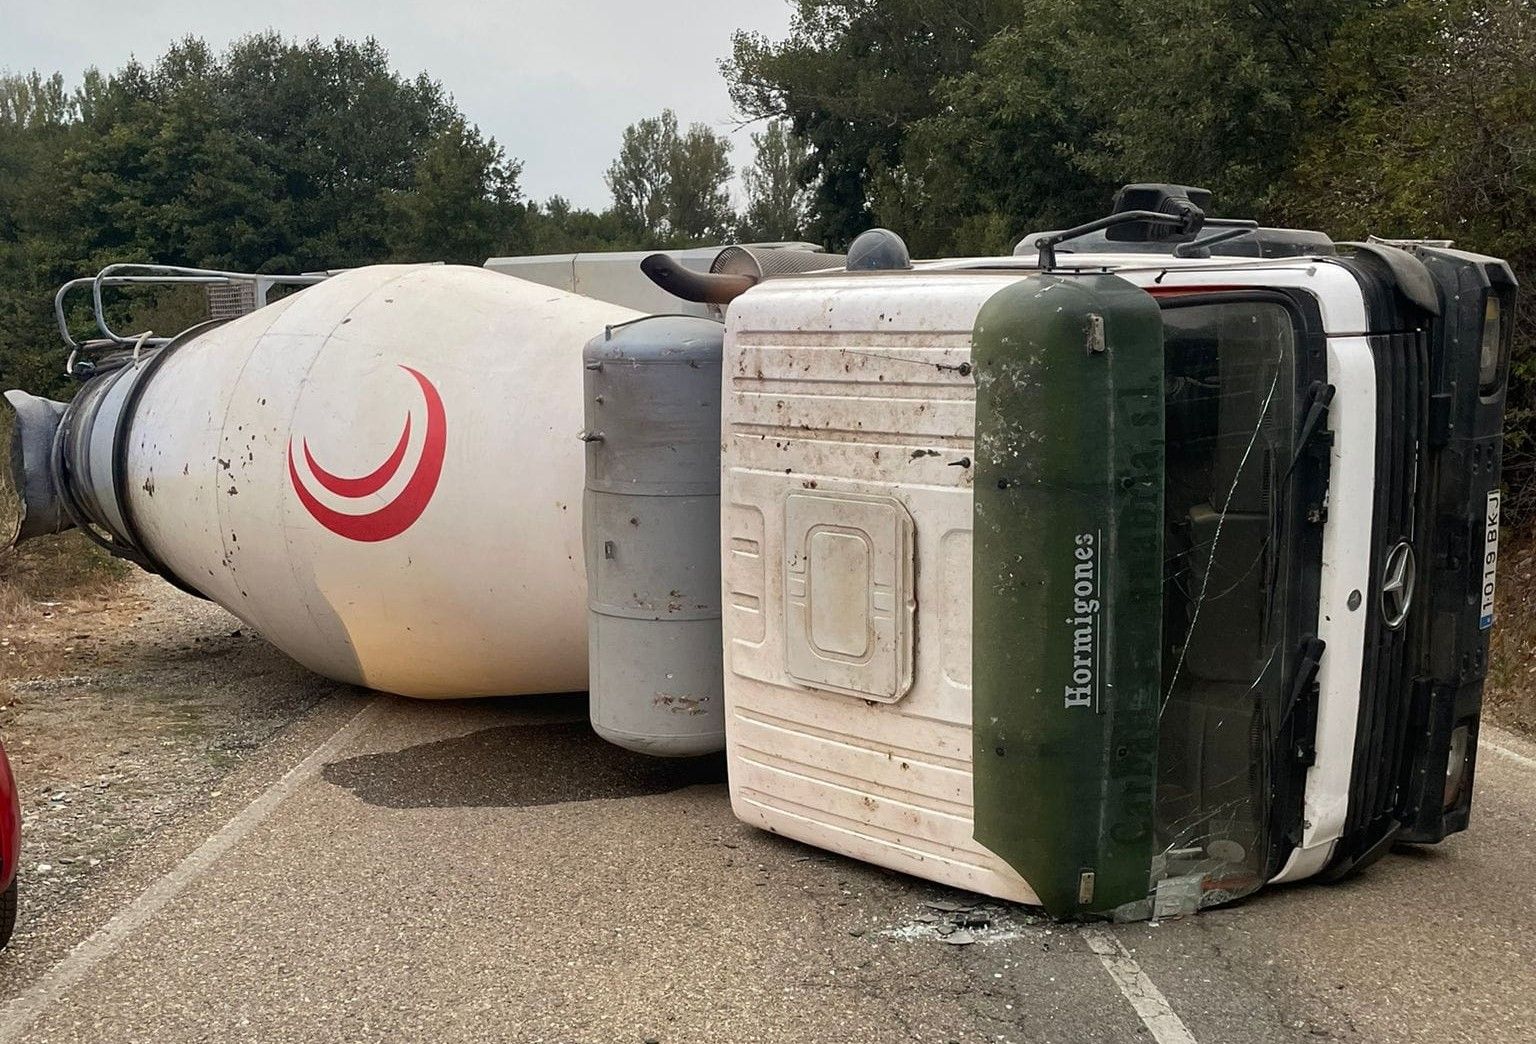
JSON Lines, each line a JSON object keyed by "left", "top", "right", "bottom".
{"left": 971, "top": 274, "right": 1164, "bottom": 919}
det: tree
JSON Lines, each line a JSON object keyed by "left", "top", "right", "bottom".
{"left": 665, "top": 121, "right": 735, "bottom": 242}
{"left": 725, "top": 0, "right": 1375, "bottom": 250}
{"left": 725, "top": 0, "right": 1017, "bottom": 248}
{"left": 37, "top": 34, "right": 531, "bottom": 273}
{"left": 0, "top": 73, "right": 78, "bottom": 245}
{"left": 740, "top": 121, "right": 813, "bottom": 241}
{"left": 0, "top": 34, "right": 533, "bottom": 398}
{"left": 606, "top": 110, "right": 678, "bottom": 241}
{"left": 879, "top": 0, "right": 1377, "bottom": 255}
{"left": 524, "top": 196, "right": 645, "bottom": 254}
{"left": 604, "top": 109, "right": 735, "bottom": 246}
{"left": 1277, "top": 0, "right": 1536, "bottom": 518}
{"left": 0, "top": 71, "right": 71, "bottom": 128}
{"left": 0, "top": 71, "right": 95, "bottom": 395}
{"left": 390, "top": 118, "right": 526, "bottom": 264}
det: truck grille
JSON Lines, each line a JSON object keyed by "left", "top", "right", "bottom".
{"left": 1340, "top": 331, "right": 1429, "bottom": 861}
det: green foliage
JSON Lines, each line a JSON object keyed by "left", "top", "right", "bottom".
{"left": 0, "top": 36, "right": 738, "bottom": 405}
{"left": 0, "top": 34, "right": 531, "bottom": 399}
{"left": 522, "top": 196, "right": 643, "bottom": 254}
{"left": 605, "top": 110, "right": 677, "bottom": 241}
{"left": 726, "top": 0, "right": 1019, "bottom": 249}
{"left": 740, "top": 121, "right": 813, "bottom": 242}
{"left": 47, "top": 34, "right": 526, "bottom": 271}
{"left": 1277, "top": 0, "right": 1536, "bottom": 519}
{"left": 3, "top": 15, "right": 1531, "bottom": 516}
{"left": 604, "top": 109, "right": 735, "bottom": 246}
{"left": 0, "top": 71, "right": 71, "bottom": 129}
{"left": 665, "top": 121, "right": 735, "bottom": 243}
{"left": 391, "top": 117, "right": 527, "bottom": 265}
{"left": 865, "top": 0, "right": 1373, "bottom": 254}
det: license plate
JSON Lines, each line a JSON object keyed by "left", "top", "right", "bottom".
{"left": 1481, "top": 490, "right": 1500, "bottom": 629}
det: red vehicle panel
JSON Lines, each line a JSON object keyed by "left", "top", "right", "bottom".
{"left": 0, "top": 740, "right": 19, "bottom": 947}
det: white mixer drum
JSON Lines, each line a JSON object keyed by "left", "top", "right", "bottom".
{"left": 80, "top": 265, "right": 642, "bottom": 696}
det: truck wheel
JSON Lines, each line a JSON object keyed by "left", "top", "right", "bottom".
{"left": 0, "top": 879, "right": 16, "bottom": 948}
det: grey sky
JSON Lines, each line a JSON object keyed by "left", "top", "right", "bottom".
{"left": 2, "top": 0, "right": 794, "bottom": 210}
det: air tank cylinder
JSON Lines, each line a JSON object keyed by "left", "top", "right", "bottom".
{"left": 582, "top": 316, "right": 726, "bottom": 756}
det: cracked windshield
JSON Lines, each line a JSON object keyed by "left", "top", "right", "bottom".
{"left": 1160, "top": 300, "right": 1299, "bottom": 902}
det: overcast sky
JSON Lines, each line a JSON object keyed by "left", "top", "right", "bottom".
{"left": 1, "top": 0, "right": 794, "bottom": 210}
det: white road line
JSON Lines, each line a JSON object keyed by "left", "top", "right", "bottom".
{"left": 1480, "top": 737, "right": 1536, "bottom": 772}
{"left": 0, "top": 700, "right": 384, "bottom": 1044}
{"left": 1081, "top": 927, "right": 1198, "bottom": 1044}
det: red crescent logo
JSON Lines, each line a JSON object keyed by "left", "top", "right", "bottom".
{"left": 287, "top": 366, "right": 447, "bottom": 542}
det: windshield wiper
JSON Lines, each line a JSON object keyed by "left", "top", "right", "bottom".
{"left": 1285, "top": 382, "right": 1336, "bottom": 482}
{"left": 1278, "top": 635, "right": 1327, "bottom": 766}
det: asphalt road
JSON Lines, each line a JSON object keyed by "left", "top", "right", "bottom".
{"left": 1, "top": 632, "right": 1533, "bottom": 1042}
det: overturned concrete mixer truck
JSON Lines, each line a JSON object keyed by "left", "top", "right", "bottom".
{"left": 3, "top": 184, "right": 1515, "bottom": 920}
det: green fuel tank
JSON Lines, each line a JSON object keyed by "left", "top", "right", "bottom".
{"left": 971, "top": 273, "right": 1165, "bottom": 919}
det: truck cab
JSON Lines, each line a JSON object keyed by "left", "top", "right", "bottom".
{"left": 715, "top": 185, "right": 1514, "bottom": 919}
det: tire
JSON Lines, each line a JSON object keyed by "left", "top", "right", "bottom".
{"left": 0, "top": 879, "right": 16, "bottom": 949}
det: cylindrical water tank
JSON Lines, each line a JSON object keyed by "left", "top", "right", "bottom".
{"left": 8, "top": 265, "right": 645, "bottom": 697}
{"left": 582, "top": 316, "right": 725, "bottom": 756}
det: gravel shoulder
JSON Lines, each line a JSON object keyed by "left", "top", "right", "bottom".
{"left": 0, "top": 568, "right": 353, "bottom": 968}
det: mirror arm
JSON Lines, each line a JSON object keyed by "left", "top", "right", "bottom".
{"left": 1171, "top": 220, "right": 1261, "bottom": 258}
{"left": 1036, "top": 210, "right": 1192, "bottom": 270}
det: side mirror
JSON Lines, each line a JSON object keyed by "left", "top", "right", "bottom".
{"left": 1104, "top": 184, "right": 1211, "bottom": 243}
{"left": 1033, "top": 184, "right": 1252, "bottom": 269}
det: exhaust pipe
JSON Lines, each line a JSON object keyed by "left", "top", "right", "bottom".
{"left": 639, "top": 253, "right": 757, "bottom": 305}
{"left": 639, "top": 245, "right": 847, "bottom": 307}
